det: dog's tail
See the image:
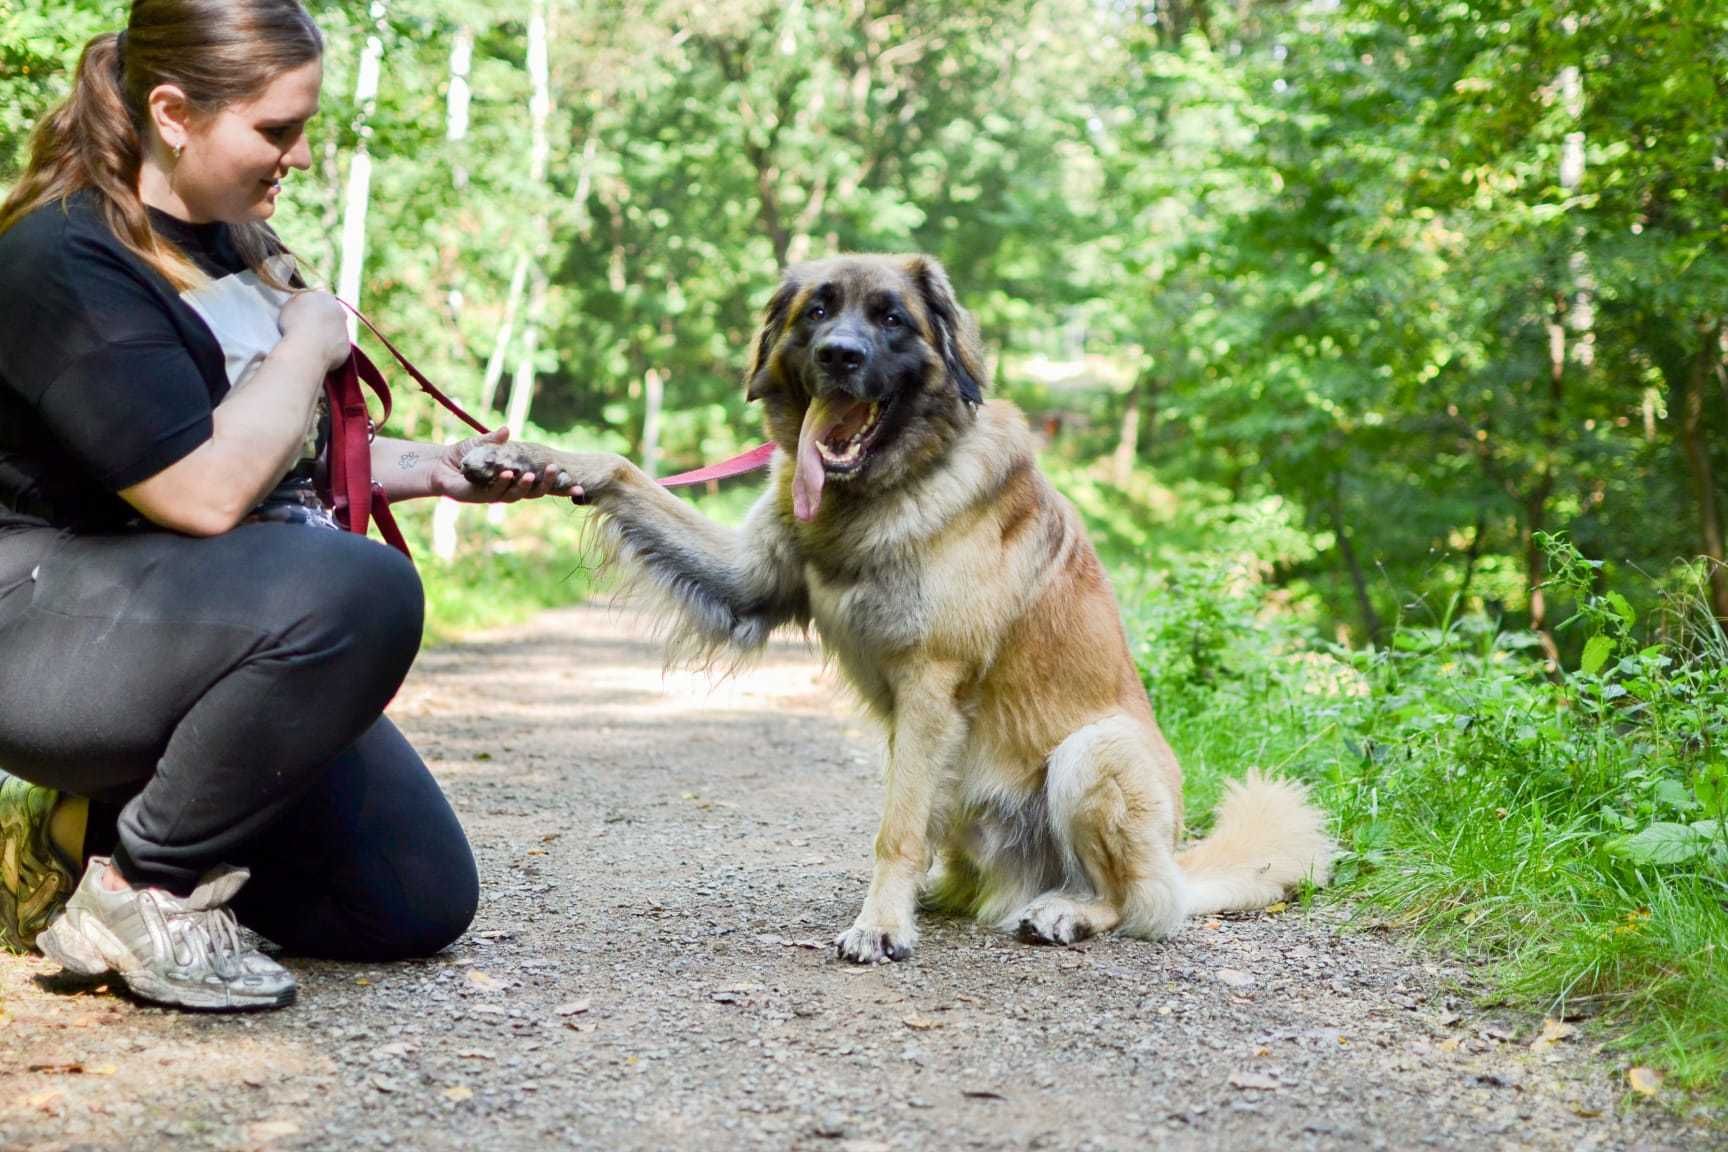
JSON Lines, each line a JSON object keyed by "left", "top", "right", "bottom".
{"left": 1175, "top": 771, "right": 1334, "bottom": 917}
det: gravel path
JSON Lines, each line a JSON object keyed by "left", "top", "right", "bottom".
{"left": 1, "top": 603, "right": 1719, "bottom": 1151}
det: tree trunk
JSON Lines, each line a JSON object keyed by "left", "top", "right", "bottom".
{"left": 497, "top": 0, "right": 552, "bottom": 435}
{"left": 641, "top": 366, "right": 664, "bottom": 480}
{"left": 432, "top": 24, "right": 477, "bottom": 563}
{"left": 1328, "top": 473, "right": 1382, "bottom": 645}
{"left": 504, "top": 272, "right": 547, "bottom": 439}
{"left": 1457, "top": 511, "right": 1487, "bottom": 611}
{"left": 481, "top": 254, "right": 530, "bottom": 412}
{"left": 1679, "top": 323, "right": 1728, "bottom": 619}
{"left": 335, "top": 10, "right": 387, "bottom": 337}
{"left": 1112, "top": 379, "right": 1141, "bottom": 488}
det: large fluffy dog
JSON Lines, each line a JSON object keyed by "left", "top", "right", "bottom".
{"left": 463, "top": 254, "right": 1332, "bottom": 964}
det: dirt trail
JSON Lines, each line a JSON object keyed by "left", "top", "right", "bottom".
{"left": 1, "top": 604, "right": 1716, "bottom": 1151}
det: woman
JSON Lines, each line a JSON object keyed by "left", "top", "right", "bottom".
{"left": 0, "top": 0, "right": 567, "bottom": 1010}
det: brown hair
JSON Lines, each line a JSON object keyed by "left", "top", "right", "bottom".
{"left": 0, "top": 0, "right": 323, "bottom": 290}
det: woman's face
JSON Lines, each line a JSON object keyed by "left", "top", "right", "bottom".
{"left": 173, "top": 58, "right": 322, "bottom": 225}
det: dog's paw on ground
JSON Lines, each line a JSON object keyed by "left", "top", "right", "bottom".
{"left": 1015, "top": 893, "right": 1099, "bottom": 946}
{"left": 834, "top": 923, "right": 916, "bottom": 964}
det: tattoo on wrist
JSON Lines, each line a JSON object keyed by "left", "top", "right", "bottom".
{"left": 397, "top": 452, "right": 419, "bottom": 471}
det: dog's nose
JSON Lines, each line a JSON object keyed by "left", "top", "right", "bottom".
{"left": 814, "top": 336, "right": 868, "bottom": 374}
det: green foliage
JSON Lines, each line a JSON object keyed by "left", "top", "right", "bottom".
{"left": 1123, "top": 520, "right": 1728, "bottom": 1089}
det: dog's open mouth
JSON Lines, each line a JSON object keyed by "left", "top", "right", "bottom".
{"left": 793, "top": 394, "right": 891, "bottom": 522}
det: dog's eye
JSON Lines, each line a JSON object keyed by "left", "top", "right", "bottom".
{"left": 806, "top": 303, "right": 828, "bottom": 322}
{"left": 881, "top": 312, "right": 904, "bottom": 329}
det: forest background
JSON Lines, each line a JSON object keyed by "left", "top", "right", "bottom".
{"left": 4, "top": 0, "right": 1726, "bottom": 1105}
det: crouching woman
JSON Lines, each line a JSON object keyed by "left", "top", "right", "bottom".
{"left": 0, "top": 0, "right": 566, "bottom": 1009}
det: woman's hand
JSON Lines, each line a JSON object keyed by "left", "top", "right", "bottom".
{"left": 428, "top": 428, "right": 584, "bottom": 504}
{"left": 278, "top": 291, "right": 352, "bottom": 374}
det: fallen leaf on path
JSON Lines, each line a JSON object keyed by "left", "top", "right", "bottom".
{"left": 442, "top": 1086, "right": 474, "bottom": 1103}
{"left": 1264, "top": 901, "right": 1288, "bottom": 915}
{"left": 1529, "top": 1019, "right": 1577, "bottom": 1053}
{"left": 1214, "top": 968, "right": 1256, "bottom": 990}
{"left": 467, "top": 970, "right": 504, "bottom": 991}
{"left": 86, "top": 1064, "right": 117, "bottom": 1076}
{"left": 785, "top": 938, "right": 825, "bottom": 950}
{"left": 455, "top": 1049, "right": 494, "bottom": 1060}
{"left": 1571, "top": 1104, "right": 1603, "bottom": 1118}
{"left": 1229, "top": 1071, "right": 1280, "bottom": 1091}
{"left": 1438, "top": 1037, "right": 1464, "bottom": 1054}
{"left": 555, "top": 1000, "right": 591, "bottom": 1016}
{"left": 902, "top": 1015, "right": 942, "bottom": 1031}
{"left": 1627, "top": 1067, "right": 1662, "bottom": 1097}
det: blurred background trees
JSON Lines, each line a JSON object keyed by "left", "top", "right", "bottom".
{"left": 5, "top": 0, "right": 1725, "bottom": 649}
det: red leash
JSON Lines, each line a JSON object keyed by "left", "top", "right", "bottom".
{"left": 322, "top": 303, "right": 775, "bottom": 559}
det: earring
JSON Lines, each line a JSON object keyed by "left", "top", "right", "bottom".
{"left": 172, "top": 144, "right": 183, "bottom": 162}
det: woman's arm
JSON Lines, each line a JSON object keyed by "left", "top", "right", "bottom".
{"left": 119, "top": 292, "right": 352, "bottom": 536}
{"left": 372, "top": 427, "right": 581, "bottom": 504}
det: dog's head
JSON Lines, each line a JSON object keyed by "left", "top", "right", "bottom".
{"left": 743, "top": 254, "right": 987, "bottom": 522}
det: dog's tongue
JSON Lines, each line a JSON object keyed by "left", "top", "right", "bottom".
{"left": 793, "top": 397, "right": 845, "bottom": 522}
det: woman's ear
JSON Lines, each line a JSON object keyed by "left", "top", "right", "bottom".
{"left": 907, "top": 255, "right": 985, "bottom": 405}
{"left": 744, "top": 275, "right": 800, "bottom": 403}
{"left": 146, "top": 83, "right": 194, "bottom": 155}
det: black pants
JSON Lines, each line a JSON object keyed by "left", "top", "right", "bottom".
{"left": 0, "top": 524, "right": 477, "bottom": 962}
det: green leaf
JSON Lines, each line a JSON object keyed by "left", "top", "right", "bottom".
{"left": 1610, "top": 823, "right": 1708, "bottom": 866}
{"left": 1695, "top": 764, "right": 1728, "bottom": 820}
{"left": 1652, "top": 779, "right": 1695, "bottom": 813}
{"left": 1579, "top": 635, "right": 1615, "bottom": 678}
{"left": 1606, "top": 592, "right": 1635, "bottom": 627}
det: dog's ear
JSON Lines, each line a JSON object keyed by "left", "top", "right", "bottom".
{"left": 744, "top": 275, "right": 799, "bottom": 403}
{"left": 907, "top": 256, "right": 986, "bottom": 406}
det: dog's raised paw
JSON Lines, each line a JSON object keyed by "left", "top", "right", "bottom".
{"left": 1015, "top": 894, "right": 1098, "bottom": 946}
{"left": 834, "top": 924, "right": 914, "bottom": 965}
{"left": 459, "top": 444, "right": 539, "bottom": 487}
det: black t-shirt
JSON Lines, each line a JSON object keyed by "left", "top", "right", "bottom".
{"left": 0, "top": 189, "right": 327, "bottom": 534}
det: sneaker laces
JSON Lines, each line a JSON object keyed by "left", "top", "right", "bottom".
{"left": 159, "top": 896, "right": 247, "bottom": 975}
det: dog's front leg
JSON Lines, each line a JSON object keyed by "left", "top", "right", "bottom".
{"left": 836, "top": 659, "right": 969, "bottom": 964}
{"left": 462, "top": 442, "right": 806, "bottom": 653}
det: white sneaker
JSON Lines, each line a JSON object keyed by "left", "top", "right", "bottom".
{"left": 37, "top": 857, "right": 295, "bottom": 1011}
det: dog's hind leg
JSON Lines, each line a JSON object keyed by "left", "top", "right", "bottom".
{"left": 1012, "top": 713, "right": 1186, "bottom": 945}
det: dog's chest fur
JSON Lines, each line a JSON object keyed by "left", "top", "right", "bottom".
{"left": 788, "top": 409, "right": 1054, "bottom": 718}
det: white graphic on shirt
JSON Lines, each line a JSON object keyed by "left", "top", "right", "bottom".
{"left": 179, "top": 254, "right": 337, "bottom": 530}
{"left": 179, "top": 254, "right": 297, "bottom": 389}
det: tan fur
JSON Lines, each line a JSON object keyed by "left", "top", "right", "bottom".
{"left": 464, "top": 255, "right": 1334, "bottom": 962}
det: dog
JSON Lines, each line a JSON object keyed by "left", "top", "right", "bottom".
{"left": 462, "top": 254, "right": 1333, "bottom": 963}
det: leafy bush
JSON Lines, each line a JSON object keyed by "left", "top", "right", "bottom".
{"left": 1121, "top": 519, "right": 1728, "bottom": 1089}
